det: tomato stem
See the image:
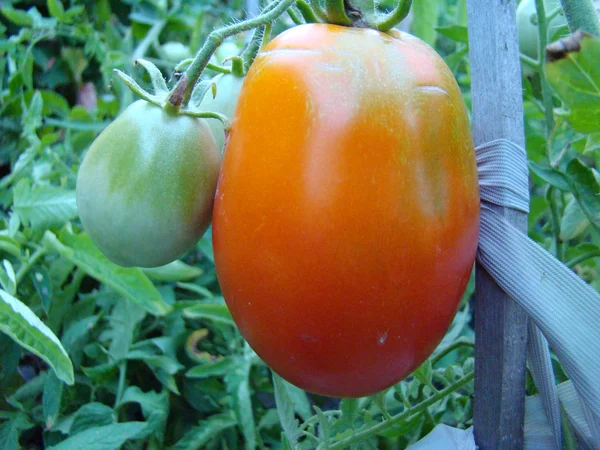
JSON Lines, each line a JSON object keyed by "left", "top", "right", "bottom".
{"left": 309, "top": 0, "right": 330, "bottom": 21}
{"left": 296, "top": 0, "right": 320, "bottom": 23}
{"left": 534, "top": 0, "right": 555, "bottom": 134}
{"left": 324, "top": 0, "right": 353, "bottom": 26}
{"left": 371, "top": 0, "right": 412, "bottom": 32}
{"left": 241, "top": 24, "right": 270, "bottom": 74}
{"left": 171, "top": 0, "right": 296, "bottom": 108}
{"left": 287, "top": 6, "right": 304, "bottom": 24}
{"left": 326, "top": 371, "right": 475, "bottom": 449}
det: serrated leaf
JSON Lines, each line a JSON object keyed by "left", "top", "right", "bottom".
{"left": 119, "top": 386, "right": 169, "bottom": 441}
{"left": 105, "top": 300, "right": 146, "bottom": 361}
{"left": 565, "top": 159, "right": 600, "bottom": 228}
{"left": 63, "top": 403, "right": 116, "bottom": 435}
{"left": 43, "top": 231, "right": 171, "bottom": 316}
{"left": 142, "top": 260, "right": 203, "bottom": 282}
{"left": 47, "top": 422, "right": 146, "bottom": 450}
{"left": 170, "top": 412, "right": 237, "bottom": 450}
{"left": 13, "top": 179, "right": 77, "bottom": 230}
{"left": 341, "top": 398, "right": 359, "bottom": 428}
{"left": 0, "top": 289, "right": 74, "bottom": 385}
{"left": 43, "top": 372, "right": 63, "bottom": 429}
{"left": 225, "top": 356, "right": 256, "bottom": 450}
{"left": 273, "top": 372, "right": 302, "bottom": 447}
{"left": 314, "top": 406, "right": 331, "bottom": 445}
{"left": 186, "top": 357, "right": 239, "bottom": 379}
{"left": 560, "top": 197, "right": 590, "bottom": 240}
{"left": 183, "top": 302, "right": 234, "bottom": 325}
{"left": 545, "top": 33, "right": 600, "bottom": 134}
{"left": 0, "top": 412, "right": 33, "bottom": 450}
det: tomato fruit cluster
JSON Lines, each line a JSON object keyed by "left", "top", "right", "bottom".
{"left": 77, "top": 100, "right": 221, "bottom": 268}
{"left": 212, "top": 24, "right": 480, "bottom": 397}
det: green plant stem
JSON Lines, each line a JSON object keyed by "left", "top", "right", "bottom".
{"left": 288, "top": 6, "right": 304, "bottom": 24}
{"left": 327, "top": 372, "right": 474, "bottom": 449}
{"left": 324, "top": 0, "right": 352, "bottom": 26}
{"left": 520, "top": 53, "right": 539, "bottom": 70}
{"left": 132, "top": 20, "right": 166, "bottom": 61}
{"left": 431, "top": 337, "right": 475, "bottom": 366}
{"left": 15, "top": 248, "right": 47, "bottom": 285}
{"left": 547, "top": 5, "right": 563, "bottom": 21}
{"left": 174, "top": 59, "right": 232, "bottom": 74}
{"left": 559, "top": 0, "right": 600, "bottom": 38}
{"left": 566, "top": 250, "right": 600, "bottom": 268}
{"left": 373, "top": 0, "right": 412, "bottom": 32}
{"left": 535, "top": 0, "right": 556, "bottom": 134}
{"left": 172, "top": 0, "right": 295, "bottom": 108}
{"left": 114, "top": 360, "right": 127, "bottom": 408}
{"left": 546, "top": 187, "right": 565, "bottom": 261}
{"left": 296, "top": 0, "right": 320, "bottom": 22}
{"left": 299, "top": 410, "right": 341, "bottom": 431}
{"left": 310, "top": 0, "right": 329, "bottom": 21}
{"left": 242, "top": 24, "right": 269, "bottom": 73}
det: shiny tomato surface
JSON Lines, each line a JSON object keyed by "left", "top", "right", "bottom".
{"left": 212, "top": 24, "right": 480, "bottom": 397}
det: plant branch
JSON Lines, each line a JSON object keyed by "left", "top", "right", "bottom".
{"left": 170, "top": 0, "right": 295, "bottom": 108}
{"left": 431, "top": 337, "right": 475, "bottom": 366}
{"left": 296, "top": 0, "right": 320, "bottom": 22}
{"left": 327, "top": 371, "right": 474, "bottom": 449}
{"left": 566, "top": 250, "right": 600, "bottom": 268}
{"left": 16, "top": 248, "right": 47, "bottom": 285}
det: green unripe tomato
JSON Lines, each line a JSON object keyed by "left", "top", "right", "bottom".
{"left": 517, "top": 0, "right": 566, "bottom": 61}
{"left": 161, "top": 41, "right": 192, "bottom": 63}
{"left": 76, "top": 100, "right": 221, "bottom": 268}
{"left": 200, "top": 73, "right": 245, "bottom": 150}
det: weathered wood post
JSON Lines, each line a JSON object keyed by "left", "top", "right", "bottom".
{"left": 466, "top": 1, "right": 529, "bottom": 448}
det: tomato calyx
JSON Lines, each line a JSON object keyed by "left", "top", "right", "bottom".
{"left": 317, "top": 0, "right": 412, "bottom": 31}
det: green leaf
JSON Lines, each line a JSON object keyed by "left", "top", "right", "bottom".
{"left": 340, "top": 398, "right": 359, "bottom": 428}
{"left": 281, "top": 379, "right": 312, "bottom": 421}
{"left": 57, "top": 403, "right": 116, "bottom": 435}
{"left": 43, "top": 372, "right": 63, "bottom": 429}
{"left": 0, "top": 289, "right": 74, "bottom": 385}
{"left": 410, "top": 0, "right": 441, "bottom": 46}
{"left": 186, "top": 357, "right": 239, "bottom": 379}
{"left": 47, "top": 422, "right": 146, "bottom": 450}
{"left": 170, "top": 412, "right": 237, "bottom": 450}
{"left": 560, "top": 197, "right": 590, "bottom": 240}
{"left": 225, "top": 356, "right": 256, "bottom": 450}
{"left": 546, "top": 33, "right": 600, "bottom": 134}
{"left": 0, "top": 412, "right": 33, "bottom": 450}
{"left": 435, "top": 25, "right": 468, "bottom": 44}
{"left": 106, "top": 300, "right": 146, "bottom": 361}
{"left": 272, "top": 372, "right": 302, "bottom": 446}
{"left": 528, "top": 161, "right": 571, "bottom": 191}
{"left": 142, "top": 260, "right": 203, "bottom": 282}
{"left": 1, "top": 7, "right": 33, "bottom": 27}
{"left": 47, "top": 0, "right": 65, "bottom": 19}
{"left": 119, "top": 387, "right": 169, "bottom": 442}
{"left": 183, "top": 302, "right": 234, "bottom": 325}
{"left": 565, "top": 159, "right": 600, "bottom": 228}
{"left": 43, "top": 231, "right": 171, "bottom": 316}
{"left": 13, "top": 179, "right": 77, "bottom": 230}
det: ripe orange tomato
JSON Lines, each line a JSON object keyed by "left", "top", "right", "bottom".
{"left": 212, "top": 24, "right": 480, "bottom": 398}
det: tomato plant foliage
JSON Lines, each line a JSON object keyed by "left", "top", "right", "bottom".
{"left": 0, "top": 0, "right": 599, "bottom": 449}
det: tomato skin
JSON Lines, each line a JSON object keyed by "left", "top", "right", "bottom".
{"left": 213, "top": 24, "right": 480, "bottom": 397}
{"left": 77, "top": 100, "right": 220, "bottom": 268}
{"left": 200, "top": 73, "right": 245, "bottom": 150}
